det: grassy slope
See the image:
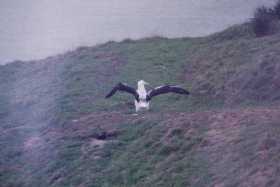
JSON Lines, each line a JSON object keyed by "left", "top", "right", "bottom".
{"left": 57, "top": 36, "right": 195, "bottom": 121}
{"left": 1, "top": 23, "right": 280, "bottom": 187}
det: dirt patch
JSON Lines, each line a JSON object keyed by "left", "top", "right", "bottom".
{"left": 24, "top": 136, "right": 43, "bottom": 151}
{"left": 64, "top": 112, "right": 130, "bottom": 139}
{"left": 89, "top": 138, "right": 107, "bottom": 148}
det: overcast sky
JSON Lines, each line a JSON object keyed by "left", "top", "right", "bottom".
{"left": 0, "top": 0, "right": 276, "bottom": 64}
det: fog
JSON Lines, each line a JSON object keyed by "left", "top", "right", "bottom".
{"left": 0, "top": 0, "right": 276, "bottom": 64}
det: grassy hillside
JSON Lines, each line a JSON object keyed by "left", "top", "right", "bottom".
{"left": 1, "top": 23, "right": 280, "bottom": 187}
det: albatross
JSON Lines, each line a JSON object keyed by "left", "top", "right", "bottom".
{"left": 105, "top": 80, "right": 190, "bottom": 112}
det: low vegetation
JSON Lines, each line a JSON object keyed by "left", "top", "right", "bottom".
{"left": 274, "top": 1, "right": 280, "bottom": 19}
{"left": 252, "top": 1, "right": 280, "bottom": 37}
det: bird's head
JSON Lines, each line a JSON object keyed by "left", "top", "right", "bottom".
{"left": 138, "top": 80, "right": 149, "bottom": 87}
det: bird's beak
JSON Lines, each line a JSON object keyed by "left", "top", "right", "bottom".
{"left": 144, "top": 81, "right": 149, "bottom": 85}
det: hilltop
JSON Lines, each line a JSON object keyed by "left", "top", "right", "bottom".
{"left": 1, "top": 23, "right": 280, "bottom": 187}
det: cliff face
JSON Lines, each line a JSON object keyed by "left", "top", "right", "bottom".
{"left": 1, "top": 24, "right": 280, "bottom": 187}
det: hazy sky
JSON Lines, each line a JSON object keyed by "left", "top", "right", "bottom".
{"left": 0, "top": 0, "right": 276, "bottom": 64}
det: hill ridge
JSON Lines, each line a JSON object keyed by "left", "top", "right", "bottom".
{"left": 1, "top": 23, "right": 280, "bottom": 186}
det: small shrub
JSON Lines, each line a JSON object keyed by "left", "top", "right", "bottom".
{"left": 274, "top": 0, "right": 280, "bottom": 19}
{"left": 122, "top": 38, "right": 134, "bottom": 43}
{"left": 252, "top": 6, "right": 275, "bottom": 37}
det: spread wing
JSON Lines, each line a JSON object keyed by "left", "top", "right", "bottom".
{"left": 146, "top": 85, "right": 189, "bottom": 101}
{"left": 105, "top": 82, "right": 139, "bottom": 102}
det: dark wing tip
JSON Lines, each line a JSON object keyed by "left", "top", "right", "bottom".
{"left": 170, "top": 86, "right": 190, "bottom": 95}
{"left": 183, "top": 89, "right": 190, "bottom": 95}
{"left": 105, "top": 86, "right": 119, "bottom": 99}
{"left": 105, "top": 91, "right": 113, "bottom": 99}
{"left": 105, "top": 82, "right": 139, "bottom": 101}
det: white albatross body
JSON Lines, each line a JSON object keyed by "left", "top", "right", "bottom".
{"left": 105, "top": 80, "right": 190, "bottom": 112}
{"left": 135, "top": 80, "right": 150, "bottom": 112}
